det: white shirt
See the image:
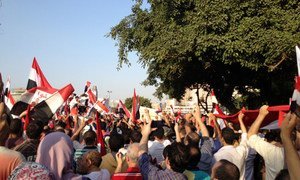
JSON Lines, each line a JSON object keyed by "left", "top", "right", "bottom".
{"left": 247, "top": 134, "right": 285, "bottom": 180}
{"left": 213, "top": 133, "right": 248, "bottom": 180}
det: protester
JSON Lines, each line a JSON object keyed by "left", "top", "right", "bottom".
{"left": 77, "top": 150, "right": 110, "bottom": 180}
{"left": 100, "top": 132, "right": 128, "bottom": 175}
{"left": 5, "top": 118, "right": 24, "bottom": 149}
{"left": 8, "top": 162, "right": 54, "bottom": 180}
{"left": 36, "top": 131, "right": 82, "bottom": 179}
{"left": 0, "top": 101, "right": 25, "bottom": 180}
{"left": 13, "top": 120, "right": 43, "bottom": 161}
{"left": 247, "top": 105, "right": 285, "bottom": 180}
{"left": 74, "top": 129, "right": 98, "bottom": 163}
{"left": 112, "top": 143, "right": 142, "bottom": 180}
{"left": 212, "top": 112, "right": 248, "bottom": 179}
{"left": 211, "top": 159, "right": 240, "bottom": 180}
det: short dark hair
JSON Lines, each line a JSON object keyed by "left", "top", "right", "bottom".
{"left": 83, "top": 130, "right": 97, "bottom": 146}
{"left": 206, "top": 125, "right": 214, "bottom": 137}
{"left": 188, "top": 145, "right": 201, "bottom": 168}
{"left": 275, "top": 169, "right": 290, "bottom": 180}
{"left": 165, "top": 142, "right": 189, "bottom": 173}
{"left": 130, "top": 130, "right": 142, "bottom": 143}
{"left": 215, "top": 159, "right": 240, "bottom": 180}
{"left": 86, "top": 150, "right": 102, "bottom": 167}
{"left": 152, "top": 127, "right": 164, "bottom": 139}
{"left": 221, "top": 128, "right": 235, "bottom": 145}
{"left": 26, "top": 120, "right": 43, "bottom": 139}
{"left": 10, "top": 118, "right": 23, "bottom": 135}
{"left": 109, "top": 132, "right": 124, "bottom": 152}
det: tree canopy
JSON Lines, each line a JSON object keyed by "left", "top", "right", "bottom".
{"left": 109, "top": 0, "right": 300, "bottom": 112}
{"left": 124, "top": 96, "right": 152, "bottom": 109}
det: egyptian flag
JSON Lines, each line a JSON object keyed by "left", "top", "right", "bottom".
{"left": 30, "top": 84, "right": 74, "bottom": 124}
{"left": 291, "top": 45, "right": 300, "bottom": 117}
{"left": 131, "top": 89, "right": 140, "bottom": 123}
{"left": 96, "top": 112, "right": 106, "bottom": 156}
{"left": 84, "top": 81, "right": 91, "bottom": 93}
{"left": 4, "top": 77, "right": 15, "bottom": 110}
{"left": 86, "top": 88, "right": 109, "bottom": 113}
{"left": 211, "top": 89, "right": 225, "bottom": 115}
{"left": 27, "top": 57, "right": 53, "bottom": 90}
{"left": 118, "top": 100, "right": 131, "bottom": 118}
{"left": 11, "top": 87, "right": 57, "bottom": 116}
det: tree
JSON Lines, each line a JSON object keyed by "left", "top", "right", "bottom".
{"left": 109, "top": 0, "right": 300, "bottom": 113}
{"left": 124, "top": 96, "right": 152, "bottom": 109}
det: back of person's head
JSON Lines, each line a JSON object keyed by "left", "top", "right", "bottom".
{"left": 184, "top": 132, "right": 200, "bottom": 146}
{"left": 109, "top": 132, "right": 124, "bottom": 152}
{"left": 221, "top": 128, "right": 235, "bottom": 145}
{"left": 26, "top": 120, "right": 43, "bottom": 139}
{"left": 188, "top": 145, "right": 201, "bottom": 168}
{"left": 206, "top": 125, "right": 214, "bottom": 137}
{"left": 10, "top": 118, "right": 23, "bottom": 136}
{"left": 100, "top": 121, "right": 106, "bottom": 131}
{"left": 85, "top": 150, "right": 102, "bottom": 167}
{"left": 126, "top": 143, "right": 139, "bottom": 163}
{"left": 165, "top": 142, "right": 189, "bottom": 173}
{"left": 212, "top": 159, "right": 240, "bottom": 180}
{"left": 152, "top": 127, "right": 164, "bottom": 140}
{"left": 275, "top": 169, "right": 290, "bottom": 180}
{"left": 265, "top": 130, "right": 281, "bottom": 143}
{"left": 83, "top": 130, "right": 97, "bottom": 146}
{"left": 54, "top": 120, "right": 66, "bottom": 130}
{"left": 130, "top": 130, "right": 142, "bottom": 143}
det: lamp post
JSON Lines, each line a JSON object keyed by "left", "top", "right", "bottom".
{"left": 107, "top": 90, "right": 112, "bottom": 99}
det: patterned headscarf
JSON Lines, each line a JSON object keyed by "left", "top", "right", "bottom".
{"left": 8, "top": 162, "right": 53, "bottom": 180}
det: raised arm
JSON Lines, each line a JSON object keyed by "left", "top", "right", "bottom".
{"left": 238, "top": 112, "right": 247, "bottom": 133}
{"left": 209, "top": 113, "right": 222, "bottom": 140}
{"left": 248, "top": 105, "right": 269, "bottom": 138}
{"left": 71, "top": 117, "right": 87, "bottom": 141}
{"left": 280, "top": 113, "right": 300, "bottom": 180}
{"left": 138, "top": 117, "right": 153, "bottom": 156}
{"left": 193, "top": 105, "right": 209, "bottom": 137}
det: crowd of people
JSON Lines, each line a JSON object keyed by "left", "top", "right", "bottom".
{"left": 0, "top": 81, "right": 300, "bottom": 180}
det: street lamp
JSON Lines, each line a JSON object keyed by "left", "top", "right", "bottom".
{"left": 107, "top": 91, "right": 112, "bottom": 99}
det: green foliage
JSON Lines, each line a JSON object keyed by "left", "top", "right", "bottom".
{"left": 124, "top": 96, "right": 152, "bottom": 109}
{"left": 110, "top": 0, "right": 300, "bottom": 112}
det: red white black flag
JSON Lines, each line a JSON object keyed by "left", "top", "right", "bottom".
{"left": 27, "top": 57, "right": 53, "bottom": 90}
{"left": 290, "top": 45, "right": 300, "bottom": 115}
{"left": 118, "top": 100, "right": 131, "bottom": 118}
{"left": 11, "top": 87, "right": 57, "bottom": 116}
{"left": 30, "top": 84, "right": 74, "bottom": 123}
{"left": 4, "top": 77, "right": 15, "bottom": 110}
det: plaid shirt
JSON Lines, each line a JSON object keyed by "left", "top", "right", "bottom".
{"left": 14, "top": 139, "right": 39, "bottom": 161}
{"left": 138, "top": 153, "right": 187, "bottom": 180}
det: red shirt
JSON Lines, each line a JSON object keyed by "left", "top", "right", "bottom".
{"left": 111, "top": 167, "right": 143, "bottom": 180}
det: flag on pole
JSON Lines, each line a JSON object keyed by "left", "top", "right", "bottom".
{"left": 96, "top": 112, "right": 106, "bottom": 156}
{"left": 26, "top": 57, "right": 53, "bottom": 90}
{"left": 4, "top": 77, "right": 15, "bottom": 110}
{"left": 131, "top": 89, "right": 139, "bottom": 123}
{"left": 30, "top": 84, "right": 74, "bottom": 124}
{"left": 84, "top": 81, "right": 91, "bottom": 93}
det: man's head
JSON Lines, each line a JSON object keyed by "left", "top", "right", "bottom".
{"left": 26, "top": 120, "right": 43, "bottom": 139}
{"left": 164, "top": 142, "right": 189, "bottom": 173}
{"left": 77, "top": 150, "right": 102, "bottom": 174}
{"left": 83, "top": 130, "right": 97, "bottom": 146}
{"left": 184, "top": 132, "right": 200, "bottom": 146}
{"left": 126, "top": 143, "right": 139, "bottom": 166}
{"left": 188, "top": 145, "right": 201, "bottom": 168}
{"left": 130, "top": 130, "right": 142, "bottom": 143}
{"left": 152, "top": 127, "right": 164, "bottom": 140}
{"left": 211, "top": 159, "right": 240, "bottom": 180}
{"left": 10, "top": 118, "right": 23, "bottom": 136}
{"left": 109, "top": 132, "right": 124, "bottom": 152}
{"left": 221, "top": 128, "right": 236, "bottom": 145}
{"left": 0, "top": 118, "right": 9, "bottom": 145}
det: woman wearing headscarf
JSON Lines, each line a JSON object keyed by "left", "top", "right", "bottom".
{"left": 36, "top": 131, "right": 82, "bottom": 180}
{"left": 8, "top": 162, "right": 53, "bottom": 180}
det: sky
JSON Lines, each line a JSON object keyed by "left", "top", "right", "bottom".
{"left": 0, "top": 0, "right": 159, "bottom": 102}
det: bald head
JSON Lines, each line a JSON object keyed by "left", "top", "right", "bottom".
{"left": 211, "top": 160, "right": 240, "bottom": 180}
{"left": 127, "top": 143, "right": 140, "bottom": 163}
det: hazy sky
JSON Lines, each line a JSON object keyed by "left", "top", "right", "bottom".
{"left": 0, "top": 0, "right": 159, "bottom": 102}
